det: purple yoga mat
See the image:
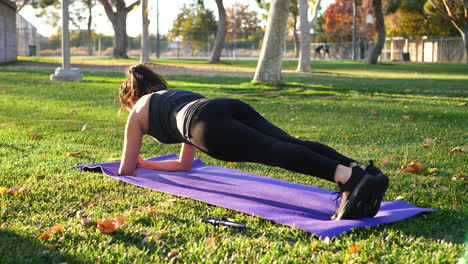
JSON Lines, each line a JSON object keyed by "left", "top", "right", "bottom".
{"left": 75, "top": 154, "right": 435, "bottom": 239}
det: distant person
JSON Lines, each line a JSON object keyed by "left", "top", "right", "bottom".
{"left": 314, "top": 45, "right": 324, "bottom": 59}
{"left": 116, "top": 64, "right": 389, "bottom": 220}
{"left": 324, "top": 42, "right": 330, "bottom": 59}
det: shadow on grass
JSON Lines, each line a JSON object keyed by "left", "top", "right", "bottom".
{"left": 385, "top": 210, "right": 466, "bottom": 244}
{"left": 0, "top": 229, "right": 89, "bottom": 264}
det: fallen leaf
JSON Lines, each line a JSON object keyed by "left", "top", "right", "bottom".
{"left": 51, "top": 224, "right": 63, "bottom": 233}
{"left": 343, "top": 135, "right": 350, "bottom": 139}
{"left": 451, "top": 173, "right": 467, "bottom": 181}
{"left": 381, "top": 159, "right": 389, "bottom": 165}
{"left": 395, "top": 195, "right": 405, "bottom": 200}
{"left": 206, "top": 235, "right": 222, "bottom": 245}
{"left": 453, "top": 204, "right": 460, "bottom": 210}
{"left": 70, "top": 109, "right": 77, "bottom": 114}
{"left": 97, "top": 215, "right": 124, "bottom": 234}
{"left": 450, "top": 146, "right": 467, "bottom": 153}
{"left": 228, "top": 162, "right": 237, "bottom": 166}
{"left": 371, "top": 147, "right": 379, "bottom": 152}
{"left": 40, "top": 156, "right": 45, "bottom": 161}
{"left": 35, "top": 174, "right": 45, "bottom": 179}
{"left": 420, "top": 138, "right": 436, "bottom": 148}
{"left": 64, "top": 151, "right": 82, "bottom": 156}
{"left": 458, "top": 102, "right": 467, "bottom": 106}
{"left": 81, "top": 124, "right": 89, "bottom": 131}
{"left": 27, "top": 132, "right": 41, "bottom": 140}
{"left": 427, "top": 168, "right": 438, "bottom": 174}
{"left": 387, "top": 154, "right": 395, "bottom": 158}
{"left": 0, "top": 187, "right": 8, "bottom": 194}
{"left": 47, "top": 245, "right": 56, "bottom": 250}
{"left": 138, "top": 205, "right": 159, "bottom": 215}
{"left": 347, "top": 245, "right": 362, "bottom": 254}
{"left": 38, "top": 233, "right": 52, "bottom": 240}
{"left": 85, "top": 142, "right": 93, "bottom": 145}
{"left": 142, "top": 231, "right": 163, "bottom": 244}
{"left": 6, "top": 188, "right": 25, "bottom": 194}
{"left": 310, "top": 241, "right": 319, "bottom": 251}
{"left": 167, "top": 250, "right": 177, "bottom": 258}
{"left": 403, "top": 162, "right": 423, "bottom": 173}
{"left": 402, "top": 115, "right": 412, "bottom": 120}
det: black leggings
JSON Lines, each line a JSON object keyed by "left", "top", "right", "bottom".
{"left": 188, "top": 99, "right": 354, "bottom": 183}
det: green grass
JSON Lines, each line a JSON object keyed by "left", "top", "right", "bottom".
{"left": 0, "top": 60, "right": 467, "bottom": 263}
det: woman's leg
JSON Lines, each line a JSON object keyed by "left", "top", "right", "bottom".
{"left": 228, "top": 99, "right": 356, "bottom": 166}
{"left": 189, "top": 99, "right": 348, "bottom": 182}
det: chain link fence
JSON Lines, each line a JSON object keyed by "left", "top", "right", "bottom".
{"left": 16, "top": 26, "right": 465, "bottom": 63}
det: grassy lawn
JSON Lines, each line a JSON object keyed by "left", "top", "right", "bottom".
{"left": 0, "top": 60, "right": 467, "bottom": 263}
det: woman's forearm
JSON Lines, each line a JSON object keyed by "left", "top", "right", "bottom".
{"left": 140, "top": 159, "right": 193, "bottom": 172}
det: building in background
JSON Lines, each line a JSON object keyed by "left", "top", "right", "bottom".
{"left": 0, "top": 0, "right": 17, "bottom": 62}
{"left": 17, "top": 14, "right": 42, "bottom": 56}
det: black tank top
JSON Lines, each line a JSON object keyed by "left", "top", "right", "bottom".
{"left": 148, "top": 89, "right": 204, "bottom": 144}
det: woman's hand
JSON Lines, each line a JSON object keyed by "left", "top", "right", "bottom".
{"left": 136, "top": 156, "right": 147, "bottom": 168}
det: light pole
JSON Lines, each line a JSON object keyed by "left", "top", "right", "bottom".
{"left": 50, "top": 0, "right": 82, "bottom": 81}
{"left": 156, "top": 0, "right": 160, "bottom": 58}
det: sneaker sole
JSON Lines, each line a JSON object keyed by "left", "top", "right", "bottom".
{"left": 333, "top": 173, "right": 389, "bottom": 220}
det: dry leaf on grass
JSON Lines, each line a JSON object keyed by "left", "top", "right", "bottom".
{"left": 64, "top": 151, "right": 82, "bottom": 156}
{"left": 402, "top": 115, "right": 412, "bottom": 120}
{"left": 27, "top": 132, "right": 41, "bottom": 140}
{"left": 403, "top": 162, "right": 423, "bottom": 173}
{"left": 206, "top": 235, "right": 222, "bottom": 245}
{"left": 450, "top": 146, "right": 467, "bottom": 153}
{"left": 347, "top": 245, "right": 362, "bottom": 254}
{"left": 97, "top": 215, "right": 124, "bottom": 234}
{"left": 167, "top": 250, "right": 177, "bottom": 258}
{"left": 38, "top": 233, "right": 52, "bottom": 240}
{"left": 51, "top": 224, "right": 63, "bottom": 233}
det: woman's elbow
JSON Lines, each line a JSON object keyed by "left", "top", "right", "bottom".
{"left": 178, "top": 161, "right": 193, "bottom": 172}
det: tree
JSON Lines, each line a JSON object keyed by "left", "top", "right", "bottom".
{"left": 98, "top": 0, "right": 140, "bottom": 58}
{"left": 296, "top": 0, "right": 321, "bottom": 72}
{"left": 210, "top": 0, "right": 227, "bottom": 64}
{"left": 168, "top": 3, "right": 217, "bottom": 55}
{"left": 426, "top": 0, "right": 468, "bottom": 63}
{"left": 367, "top": 0, "right": 386, "bottom": 64}
{"left": 226, "top": 3, "right": 263, "bottom": 41}
{"left": 253, "top": 0, "right": 291, "bottom": 84}
{"left": 140, "top": 0, "right": 150, "bottom": 63}
{"left": 384, "top": 0, "right": 457, "bottom": 37}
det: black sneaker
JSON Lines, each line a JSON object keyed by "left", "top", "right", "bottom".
{"left": 366, "top": 160, "right": 383, "bottom": 176}
{"left": 331, "top": 167, "right": 389, "bottom": 220}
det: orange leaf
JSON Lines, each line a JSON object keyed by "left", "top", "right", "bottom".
{"left": 403, "top": 162, "right": 422, "bottom": 173}
{"left": 381, "top": 159, "right": 389, "bottom": 165}
{"left": 167, "top": 249, "right": 177, "bottom": 258}
{"left": 97, "top": 215, "right": 125, "bottom": 234}
{"left": 451, "top": 173, "right": 467, "bottom": 181}
{"left": 343, "top": 135, "right": 350, "bottom": 139}
{"left": 347, "top": 245, "right": 362, "bottom": 254}
{"left": 450, "top": 146, "right": 467, "bottom": 153}
{"left": 27, "top": 132, "right": 41, "bottom": 140}
{"left": 40, "top": 156, "right": 45, "bottom": 161}
{"left": 38, "top": 233, "right": 52, "bottom": 240}
{"left": 85, "top": 142, "right": 93, "bottom": 145}
{"left": 371, "top": 147, "right": 379, "bottom": 152}
{"left": 228, "top": 162, "right": 237, "bottom": 166}
{"left": 206, "top": 235, "right": 222, "bottom": 245}
{"left": 51, "top": 224, "right": 63, "bottom": 233}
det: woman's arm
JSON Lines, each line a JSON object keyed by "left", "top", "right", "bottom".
{"left": 137, "top": 143, "right": 197, "bottom": 172}
{"left": 118, "top": 110, "right": 143, "bottom": 176}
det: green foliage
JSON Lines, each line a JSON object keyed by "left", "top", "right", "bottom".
{"left": 384, "top": 0, "right": 458, "bottom": 37}
{"left": 0, "top": 59, "right": 466, "bottom": 263}
{"left": 168, "top": 3, "right": 217, "bottom": 53}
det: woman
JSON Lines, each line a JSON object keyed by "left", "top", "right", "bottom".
{"left": 118, "top": 64, "right": 389, "bottom": 221}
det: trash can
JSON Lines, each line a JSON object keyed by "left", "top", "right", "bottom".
{"left": 28, "top": 45, "right": 37, "bottom": 56}
{"left": 402, "top": 52, "right": 410, "bottom": 61}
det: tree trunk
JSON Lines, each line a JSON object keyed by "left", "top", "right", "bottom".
{"left": 296, "top": 0, "right": 311, "bottom": 72}
{"left": 293, "top": 15, "right": 299, "bottom": 58}
{"left": 86, "top": 1, "right": 93, "bottom": 56}
{"left": 253, "top": 0, "right": 291, "bottom": 84}
{"left": 462, "top": 30, "right": 468, "bottom": 63}
{"left": 99, "top": 0, "right": 139, "bottom": 58}
{"left": 140, "top": 0, "right": 150, "bottom": 63}
{"left": 367, "top": 0, "right": 385, "bottom": 64}
{"left": 210, "top": 0, "right": 227, "bottom": 64}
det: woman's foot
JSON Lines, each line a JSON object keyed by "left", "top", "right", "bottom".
{"left": 350, "top": 160, "right": 383, "bottom": 176}
{"left": 331, "top": 166, "right": 389, "bottom": 220}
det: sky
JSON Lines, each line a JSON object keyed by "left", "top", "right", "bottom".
{"left": 19, "top": 0, "right": 333, "bottom": 38}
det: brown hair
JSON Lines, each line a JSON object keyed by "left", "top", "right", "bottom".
{"left": 119, "top": 64, "right": 168, "bottom": 109}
